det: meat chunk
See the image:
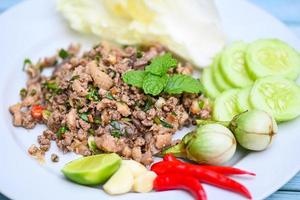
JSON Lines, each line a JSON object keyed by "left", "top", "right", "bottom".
{"left": 116, "top": 102, "right": 131, "bottom": 117}
{"left": 155, "top": 133, "right": 172, "bottom": 149}
{"left": 9, "top": 103, "right": 23, "bottom": 126}
{"left": 95, "top": 134, "right": 125, "bottom": 153}
{"left": 87, "top": 61, "right": 113, "bottom": 90}
{"left": 72, "top": 80, "right": 88, "bottom": 96}
{"left": 66, "top": 109, "right": 77, "bottom": 131}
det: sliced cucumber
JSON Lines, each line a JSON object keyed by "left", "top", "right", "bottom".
{"left": 237, "top": 87, "right": 252, "bottom": 113}
{"left": 250, "top": 76, "right": 300, "bottom": 122}
{"left": 201, "top": 68, "right": 221, "bottom": 99}
{"left": 220, "top": 41, "right": 253, "bottom": 87}
{"left": 213, "top": 89, "right": 241, "bottom": 121}
{"left": 212, "top": 54, "right": 233, "bottom": 91}
{"left": 246, "top": 39, "right": 300, "bottom": 80}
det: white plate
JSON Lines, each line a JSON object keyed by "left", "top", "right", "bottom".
{"left": 1, "top": 0, "right": 300, "bottom": 200}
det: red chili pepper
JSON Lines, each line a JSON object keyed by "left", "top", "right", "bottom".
{"left": 153, "top": 173, "right": 207, "bottom": 200}
{"left": 31, "top": 105, "right": 44, "bottom": 120}
{"left": 201, "top": 166, "right": 255, "bottom": 176}
{"left": 163, "top": 154, "right": 255, "bottom": 176}
{"left": 151, "top": 161, "right": 252, "bottom": 199}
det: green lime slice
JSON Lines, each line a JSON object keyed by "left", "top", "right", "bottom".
{"left": 62, "top": 153, "right": 121, "bottom": 185}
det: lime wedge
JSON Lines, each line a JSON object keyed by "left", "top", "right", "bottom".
{"left": 62, "top": 153, "right": 121, "bottom": 185}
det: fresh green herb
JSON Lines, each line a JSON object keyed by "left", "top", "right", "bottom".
{"left": 70, "top": 75, "right": 80, "bottom": 81}
{"left": 80, "top": 113, "right": 89, "bottom": 122}
{"left": 142, "top": 74, "right": 168, "bottom": 96}
{"left": 136, "top": 50, "right": 143, "bottom": 58}
{"left": 20, "top": 88, "right": 27, "bottom": 98}
{"left": 164, "top": 74, "right": 203, "bottom": 94}
{"left": 160, "top": 119, "right": 174, "bottom": 128}
{"left": 122, "top": 70, "right": 146, "bottom": 88}
{"left": 44, "top": 81, "right": 61, "bottom": 94}
{"left": 56, "top": 126, "right": 67, "bottom": 139}
{"left": 198, "top": 100, "right": 205, "bottom": 109}
{"left": 23, "top": 58, "right": 32, "bottom": 71}
{"left": 105, "top": 92, "right": 114, "bottom": 100}
{"left": 42, "top": 110, "right": 52, "bottom": 120}
{"left": 88, "top": 128, "right": 95, "bottom": 135}
{"left": 30, "top": 89, "right": 37, "bottom": 96}
{"left": 111, "top": 129, "right": 122, "bottom": 138}
{"left": 86, "top": 87, "right": 100, "bottom": 101}
{"left": 171, "top": 111, "right": 177, "bottom": 116}
{"left": 110, "top": 121, "right": 121, "bottom": 130}
{"left": 145, "top": 53, "right": 177, "bottom": 76}
{"left": 121, "top": 118, "right": 131, "bottom": 122}
{"left": 95, "top": 55, "right": 101, "bottom": 62}
{"left": 59, "top": 49, "right": 69, "bottom": 59}
{"left": 154, "top": 117, "right": 173, "bottom": 128}
{"left": 154, "top": 116, "right": 161, "bottom": 125}
{"left": 94, "top": 117, "right": 101, "bottom": 124}
{"left": 143, "top": 98, "right": 154, "bottom": 111}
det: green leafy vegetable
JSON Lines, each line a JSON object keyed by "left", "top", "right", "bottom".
{"left": 30, "top": 89, "right": 37, "bottom": 96}
{"left": 145, "top": 53, "right": 177, "bottom": 76}
{"left": 23, "top": 58, "right": 32, "bottom": 71}
{"left": 59, "top": 49, "right": 69, "bottom": 59}
{"left": 164, "top": 74, "right": 203, "bottom": 94}
{"left": 110, "top": 121, "right": 121, "bottom": 130}
{"left": 143, "top": 97, "right": 154, "bottom": 111}
{"left": 122, "top": 70, "right": 146, "bottom": 88}
{"left": 44, "top": 81, "right": 61, "bottom": 94}
{"left": 71, "top": 75, "right": 80, "bottom": 81}
{"left": 94, "top": 117, "right": 101, "bottom": 124}
{"left": 142, "top": 74, "right": 168, "bottom": 96}
{"left": 88, "top": 128, "right": 95, "bottom": 135}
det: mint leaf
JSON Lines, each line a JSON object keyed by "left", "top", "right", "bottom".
{"left": 143, "top": 74, "right": 168, "bottom": 96}
{"left": 164, "top": 74, "right": 203, "bottom": 94}
{"left": 145, "top": 53, "right": 177, "bottom": 76}
{"left": 122, "top": 70, "right": 147, "bottom": 88}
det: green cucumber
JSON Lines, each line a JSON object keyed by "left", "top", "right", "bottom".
{"left": 236, "top": 87, "right": 252, "bottom": 112}
{"left": 220, "top": 41, "right": 253, "bottom": 87}
{"left": 212, "top": 54, "right": 233, "bottom": 91}
{"left": 213, "top": 89, "right": 241, "bottom": 121}
{"left": 201, "top": 68, "right": 221, "bottom": 99}
{"left": 246, "top": 39, "right": 300, "bottom": 80}
{"left": 250, "top": 76, "right": 300, "bottom": 122}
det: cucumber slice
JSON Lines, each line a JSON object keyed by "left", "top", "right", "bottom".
{"left": 201, "top": 68, "right": 221, "bottom": 99}
{"left": 212, "top": 54, "right": 233, "bottom": 91}
{"left": 237, "top": 87, "right": 252, "bottom": 112}
{"left": 246, "top": 39, "right": 300, "bottom": 80}
{"left": 213, "top": 89, "right": 241, "bottom": 121}
{"left": 220, "top": 41, "right": 253, "bottom": 87}
{"left": 250, "top": 76, "right": 300, "bottom": 122}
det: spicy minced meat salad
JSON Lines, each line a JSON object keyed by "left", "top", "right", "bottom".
{"left": 9, "top": 42, "right": 211, "bottom": 165}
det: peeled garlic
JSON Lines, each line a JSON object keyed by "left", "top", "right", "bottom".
{"left": 133, "top": 171, "right": 157, "bottom": 193}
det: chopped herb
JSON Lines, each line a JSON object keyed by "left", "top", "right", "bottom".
{"left": 111, "top": 129, "right": 122, "bottom": 138}
{"left": 59, "top": 49, "right": 69, "bottom": 59}
{"left": 105, "top": 92, "right": 114, "bottom": 100}
{"left": 160, "top": 119, "right": 174, "bottom": 128}
{"left": 86, "top": 87, "right": 100, "bottom": 101}
{"left": 30, "top": 89, "right": 37, "bottom": 96}
{"left": 94, "top": 117, "right": 101, "bottom": 124}
{"left": 110, "top": 121, "right": 120, "bottom": 130}
{"left": 136, "top": 50, "right": 143, "bottom": 58}
{"left": 121, "top": 118, "right": 131, "bottom": 122}
{"left": 42, "top": 110, "right": 51, "bottom": 120}
{"left": 171, "top": 111, "right": 177, "bottom": 116}
{"left": 43, "top": 81, "right": 61, "bottom": 94}
{"left": 70, "top": 75, "right": 80, "bottom": 81}
{"left": 198, "top": 100, "right": 205, "bottom": 109}
{"left": 23, "top": 58, "right": 32, "bottom": 71}
{"left": 19, "top": 88, "right": 27, "bottom": 98}
{"left": 80, "top": 113, "right": 89, "bottom": 122}
{"left": 56, "top": 126, "right": 67, "bottom": 139}
{"left": 88, "top": 128, "right": 95, "bottom": 135}
{"left": 143, "top": 98, "right": 154, "bottom": 111}
{"left": 95, "top": 55, "right": 101, "bottom": 62}
{"left": 154, "top": 117, "right": 173, "bottom": 128}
